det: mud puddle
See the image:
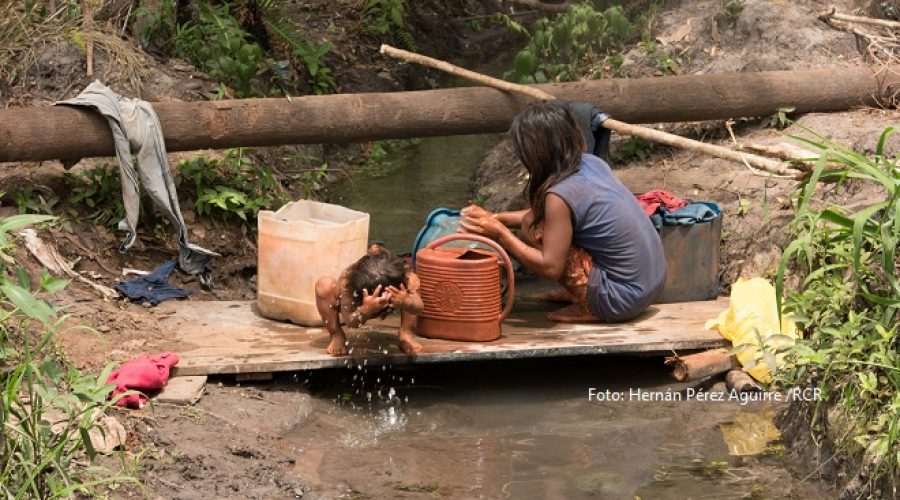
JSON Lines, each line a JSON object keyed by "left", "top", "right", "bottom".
{"left": 284, "top": 357, "right": 833, "bottom": 499}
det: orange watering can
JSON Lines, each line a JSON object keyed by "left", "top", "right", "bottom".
{"left": 414, "top": 234, "right": 515, "bottom": 342}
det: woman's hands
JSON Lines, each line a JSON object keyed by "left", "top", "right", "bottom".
{"left": 460, "top": 204, "right": 508, "bottom": 241}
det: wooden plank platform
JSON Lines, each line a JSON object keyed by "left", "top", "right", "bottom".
{"left": 161, "top": 298, "right": 729, "bottom": 376}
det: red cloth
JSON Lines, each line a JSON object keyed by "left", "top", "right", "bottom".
{"left": 106, "top": 352, "right": 179, "bottom": 408}
{"left": 635, "top": 190, "right": 688, "bottom": 216}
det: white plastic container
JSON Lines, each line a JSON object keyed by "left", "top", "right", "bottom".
{"left": 257, "top": 200, "right": 369, "bottom": 326}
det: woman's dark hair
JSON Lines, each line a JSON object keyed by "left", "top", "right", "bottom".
{"left": 509, "top": 101, "right": 586, "bottom": 229}
{"left": 344, "top": 251, "right": 407, "bottom": 308}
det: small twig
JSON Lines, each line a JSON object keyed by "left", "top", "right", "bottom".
{"left": 457, "top": 10, "right": 539, "bottom": 22}
{"left": 509, "top": 0, "right": 570, "bottom": 12}
{"left": 121, "top": 2, "right": 132, "bottom": 36}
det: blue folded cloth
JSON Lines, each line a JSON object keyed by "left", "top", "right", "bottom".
{"left": 115, "top": 261, "right": 193, "bottom": 306}
{"left": 651, "top": 202, "right": 721, "bottom": 229}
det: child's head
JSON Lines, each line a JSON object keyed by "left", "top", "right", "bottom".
{"left": 344, "top": 251, "right": 407, "bottom": 307}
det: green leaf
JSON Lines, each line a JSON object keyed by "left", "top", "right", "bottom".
{"left": 15, "top": 266, "right": 31, "bottom": 290}
{"left": 514, "top": 49, "right": 537, "bottom": 77}
{"left": 0, "top": 284, "right": 56, "bottom": 325}
{"left": 40, "top": 271, "right": 70, "bottom": 295}
{"left": 876, "top": 126, "right": 895, "bottom": 156}
{"left": 390, "top": 6, "right": 404, "bottom": 27}
{"left": 0, "top": 214, "right": 55, "bottom": 234}
{"left": 851, "top": 202, "right": 889, "bottom": 277}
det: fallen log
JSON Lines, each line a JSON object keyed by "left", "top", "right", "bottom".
{"left": 0, "top": 66, "right": 897, "bottom": 163}
{"left": 726, "top": 369, "right": 762, "bottom": 393}
{"left": 665, "top": 348, "right": 737, "bottom": 382}
{"left": 380, "top": 44, "right": 802, "bottom": 177}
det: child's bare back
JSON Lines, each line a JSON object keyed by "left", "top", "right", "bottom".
{"left": 314, "top": 250, "right": 423, "bottom": 356}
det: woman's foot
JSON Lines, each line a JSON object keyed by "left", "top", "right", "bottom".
{"left": 547, "top": 303, "right": 600, "bottom": 323}
{"left": 535, "top": 288, "right": 576, "bottom": 303}
{"left": 326, "top": 332, "right": 349, "bottom": 356}
{"left": 398, "top": 331, "right": 422, "bottom": 355}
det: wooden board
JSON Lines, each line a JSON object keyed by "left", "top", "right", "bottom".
{"left": 161, "top": 299, "right": 729, "bottom": 376}
{"left": 155, "top": 376, "right": 207, "bottom": 405}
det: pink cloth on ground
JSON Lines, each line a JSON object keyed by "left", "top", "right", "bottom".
{"left": 106, "top": 352, "right": 179, "bottom": 408}
{"left": 635, "top": 189, "right": 689, "bottom": 217}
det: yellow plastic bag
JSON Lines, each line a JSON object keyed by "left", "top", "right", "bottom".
{"left": 720, "top": 410, "right": 782, "bottom": 456}
{"left": 704, "top": 277, "right": 798, "bottom": 383}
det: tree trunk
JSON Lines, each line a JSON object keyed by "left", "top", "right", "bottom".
{"left": 0, "top": 66, "right": 897, "bottom": 163}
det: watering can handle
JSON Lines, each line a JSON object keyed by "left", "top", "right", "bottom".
{"left": 424, "top": 233, "right": 516, "bottom": 323}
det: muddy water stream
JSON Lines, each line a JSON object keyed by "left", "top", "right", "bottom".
{"left": 332, "top": 133, "right": 494, "bottom": 252}
{"left": 287, "top": 358, "right": 830, "bottom": 499}
{"left": 301, "top": 138, "right": 833, "bottom": 499}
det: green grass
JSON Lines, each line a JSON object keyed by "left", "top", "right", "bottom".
{"left": 776, "top": 126, "right": 899, "bottom": 493}
{"left": 0, "top": 214, "right": 139, "bottom": 498}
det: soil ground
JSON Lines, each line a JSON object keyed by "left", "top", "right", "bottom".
{"left": 1, "top": 0, "right": 896, "bottom": 497}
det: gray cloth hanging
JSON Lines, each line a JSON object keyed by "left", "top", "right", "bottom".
{"left": 57, "top": 81, "right": 219, "bottom": 276}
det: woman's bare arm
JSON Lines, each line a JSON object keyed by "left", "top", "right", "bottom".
{"left": 495, "top": 209, "right": 531, "bottom": 229}
{"left": 460, "top": 194, "right": 572, "bottom": 282}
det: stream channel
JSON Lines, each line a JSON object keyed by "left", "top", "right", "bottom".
{"left": 285, "top": 134, "right": 836, "bottom": 499}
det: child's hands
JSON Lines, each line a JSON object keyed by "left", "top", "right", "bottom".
{"left": 387, "top": 284, "right": 410, "bottom": 309}
{"left": 359, "top": 285, "right": 391, "bottom": 317}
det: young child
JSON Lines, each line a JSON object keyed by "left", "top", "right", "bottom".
{"left": 314, "top": 247, "right": 423, "bottom": 356}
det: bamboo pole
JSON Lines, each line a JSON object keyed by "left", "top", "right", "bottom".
{"left": 819, "top": 6, "right": 900, "bottom": 30}
{"left": 379, "top": 44, "right": 804, "bottom": 178}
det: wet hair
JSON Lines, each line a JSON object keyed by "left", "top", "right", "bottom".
{"left": 344, "top": 251, "right": 407, "bottom": 309}
{"left": 509, "top": 101, "right": 586, "bottom": 229}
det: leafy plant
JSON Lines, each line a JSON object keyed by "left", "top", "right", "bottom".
{"left": 176, "top": 148, "right": 287, "bottom": 222}
{"left": 6, "top": 186, "right": 58, "bottom": 215}
{"left": 612, "top": 137, "right": 653, "bottom": 163}
{"left": 295, "top": 162, "right": 329, "bottom": 200}
{"left": 293, "top": 40, "right": 336, "bottom": 95}
{"left": 66, "top": 164, "right": 125, "bottom": 228}
{"left": 721, "top": 0, "right": 744, "bottom": 19}
{"left": 133, "top": 0, "right": 176, "bottom": 52}
{"left": 174, "top": 2, "right": 264, "bottom": 97}
{"left": 655, "top": 53, "right": 678, "bottom": 74}
{"left": 354, "top": 139, "right": 420, "bottom": 178}
{"left": 262, "top": 10, "right": 339, "bottom": 95}
{"left": 364, "top": 0, "right": 416, "bottom": 50}
{"left": 776, "top": 126, "right": 899, "bottom": 491}
{"left": 503, "top": 5, "right": 634, "bottom": 84}
{"left": 0, "top": 214, "right": 138, "bottom": 498}
{"left": 769, "top": 106, "right": 796, "bottom": 129}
